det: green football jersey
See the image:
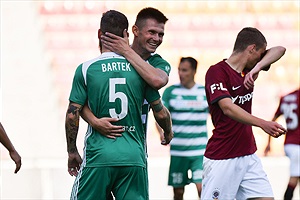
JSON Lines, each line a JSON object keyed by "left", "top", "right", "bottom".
{"left": 141, "top": 53, "right": 171, "bottom": 132}
{"left": 162, "top": 83, "right": 208, "bottom": 157}
{"left": 69, "top": 52, "right": 160, "bottom": 168}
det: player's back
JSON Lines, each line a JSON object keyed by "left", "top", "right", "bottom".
{"left": 81, "top": 52, "right": 148, "bottom": 168}
{"left": 277, "top": 89, "right": 300, "bottom": 145}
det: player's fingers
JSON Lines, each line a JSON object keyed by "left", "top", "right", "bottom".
{"left": 104, "top": 32, "right": 119, "bottom": 39}
{"left": 14, "top": 163, "right": 21, "bottom": 174}
{"left": 113, "top": 133, "right": 122, "bottom": 137}
{"left": 101, "top": 34, "right": 115, "bottom": 43}
{"left": 111, "top": 127, "right": 124, "bottom": 132}
{"left": 102, "top": 41, "right": 114, "bottom": 50}
{"left": 106, "top": 135, "right": 116, "bottom": 139}
{"left": 106, "top": 118, "right": 119, "bottom": 122}
{"left": 68, "top": 168, "right": 77, "bottom": 176}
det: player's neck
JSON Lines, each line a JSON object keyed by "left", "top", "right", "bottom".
{"left": 101, "top": 46, "right": 112, "bottom": 53}
{"left": 182, "top": 81, "right": 196, "bottom": 89}
{"left": 226, "top": 55, "right": 245, "bottom": 73}
{"left": 131, "top": 43, "right": 151, "bottom": 60}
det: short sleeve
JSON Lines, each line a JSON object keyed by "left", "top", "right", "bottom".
{"left": 148, "top": 54, "right": 171, "bottom": 76}
{"left": 69, "top": 64, "right": 87, "bottom": 105}
{"left": 162, "top": 86, "right": 172, "bottom": 110}
{"left": 205, "top": 65, "right": 231, "bottom": 105}
{"left": 144, "top": 85, "right": 160, "bottom": 104}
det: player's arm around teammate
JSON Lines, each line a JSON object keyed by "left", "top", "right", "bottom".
{"left": 80, "top": 98, "right": 174, "bottom": 144}
{"left": 102, "top": 30, "right": 168, "bottom": 90}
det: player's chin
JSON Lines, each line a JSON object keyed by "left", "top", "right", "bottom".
{"left": 147, "top": 44, "right": 159, "bottom": 52}
{"left": 147, "top": 47, "right": 157, "bottom": 53}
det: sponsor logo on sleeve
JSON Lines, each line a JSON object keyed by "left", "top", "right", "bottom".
{"left": 210, "top": 83, "right": 227, "bottom": 94}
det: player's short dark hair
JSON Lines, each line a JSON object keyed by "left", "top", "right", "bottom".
{"left": 233, "top": 27, "right": 267, "bottom": 52}
{"left": 135, "top": 7, "right": 168, "bottom": 28}
{"left": 180, "top": 57, "right": 198, "bottom": 71}
{"left": 100, "top": 10, "right": 128, "bottom": 37}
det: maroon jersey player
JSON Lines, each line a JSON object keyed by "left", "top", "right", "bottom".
{"left": 201, "top": 27, "right": 286, "bottom": 200}
{"left": 265, "top": 88, "right": 300, "bottom": 200}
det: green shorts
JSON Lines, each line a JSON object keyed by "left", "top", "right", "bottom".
{"left": 71, "top": 166, "right": 148, "bottom": 200}
{"left": 168, "top": 156, "right": 203, "bottom": 187}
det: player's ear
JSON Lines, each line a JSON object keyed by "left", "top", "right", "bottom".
{"left": 98, "top": 29, "right": 103, "bottom": 40}
{"left": 248, "top": 44, "right": 256, "bottom": 53}
{"left": 123, "top": 29, "right": 129, "bottom": 38}
{"left": 132, "top": 25, "right": 138, "bottom": 36}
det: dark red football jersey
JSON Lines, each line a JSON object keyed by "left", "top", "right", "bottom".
{"left": 275, "top": 89, "right": 300, "bottom": 145}
{"left": 204, "top": 60, "right": 257, "bottom": 159}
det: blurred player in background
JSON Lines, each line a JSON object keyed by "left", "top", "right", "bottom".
{"left": 0, "top": 122, "right": 21, "bottom": 173}
{"left": 157, "top": 57, "right": 209, "bottom": 200}
{"left": 264, "top": 88, "right": 300, "bottom": 200}
{"left": 202, "top": 27, "right": 286, "bottom": 200}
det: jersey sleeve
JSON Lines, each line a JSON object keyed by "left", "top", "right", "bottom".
{"left": 69, "top": 64, "right": 87, "bottom": 105}
{"left": 205, "top": 65, "right": 231, "bottom": 105}
{"left": 144, "top": 85, "right": 160, "bottom": 104}
{"left": 162, "top": 86, "right": 172, "bottom": 110}
{"left": 148, "top": 54, "right": 171, "bottom": 76}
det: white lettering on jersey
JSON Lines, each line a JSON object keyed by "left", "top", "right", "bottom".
{"left": 122, "top": 125, "right": 136, "bottom": 132}
{"left": 210, "top": 83, "right": 227, "bottom": 94}
{"left": 232, "top": 92, "right": 253, "bottom": 104}
{"left": 102, "top": 62, "right": 131, "bottom": 72}
{"left": 280, "top": 102, "right": 298, "bottom": 130}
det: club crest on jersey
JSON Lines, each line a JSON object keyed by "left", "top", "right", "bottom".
{"left": 165, "top": 65, "right": 171, "bottom": 73}
{"left": 210, "top": 83, "right": 227, "bottom": 94}
{"left": 212, "top": 188, "right": 220, "bottom": 200}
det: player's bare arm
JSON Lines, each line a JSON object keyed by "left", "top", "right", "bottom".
{"left": 65, "top": 102, "right": 83, "bottom": 176}
{"left": 80, "top": 104, "right": 124, "bottom": 139}
{"left": 218, "top": 97, "right": 286, "bottom": 138}
{"left": 244, "top": 46, "right": 286, "bottom": 89}
{"left": 151, "top": 99, "right": 173, "bottom": 145}
{"left": 0, "top": 123, "right": 22, "bottom": 173}
{"left": 101, "top": 30, "right": 168, "bottom": 90}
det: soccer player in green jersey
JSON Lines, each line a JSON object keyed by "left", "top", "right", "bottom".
{"left": 157, "top": 57, "right": 209, "bottom": 200}
{"left": 81, "top": 7, "right": 171, "bottom": 138}
{"left": 65, "top": 10, "right": 172, "bottom": 200}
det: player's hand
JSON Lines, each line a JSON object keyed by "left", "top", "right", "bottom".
{"left": 9, "top": 150, "right": 21, "bottom": 173}
{"left": 244, "top": 70, "right": 259, "bottom": 90}
{"left": 161, "top": 131, "right": 173, "bottom": 145}
{"left": 68, "top": 152, "right": 82, "bottom": 177}
{"left": 261, "top": 120, "right": 286, "bottom": 138}
{"left": 101, "top": 29, "right": 130, "bottom": 55}
{"left": 92, "top": 117, "right": 124, "bottom": 139}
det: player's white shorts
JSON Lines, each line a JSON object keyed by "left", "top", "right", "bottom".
{"left": 201, "top": 154, "right": 273, "bottom": 200}
{"left": 284, "top": 144, "right": 300, "bottom": 177}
